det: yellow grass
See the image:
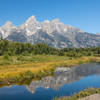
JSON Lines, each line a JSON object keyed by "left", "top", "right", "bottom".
{"left": 0, "top": 55, "right": 100, "bottom": 85}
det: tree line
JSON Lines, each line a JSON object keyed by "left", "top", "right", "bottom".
{"left": 0, "top": 39, "right": 100, "bottom": 57}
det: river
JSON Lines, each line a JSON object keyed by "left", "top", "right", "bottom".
{"left": 0, "top": 63, "right": 100, "bottom": 100}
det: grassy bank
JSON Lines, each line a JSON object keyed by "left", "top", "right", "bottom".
{"left": 53, "top": 88, "right": 100, "bottom": 100}
{"left": 0, "top": 55, "right": 100, "bottom": 85}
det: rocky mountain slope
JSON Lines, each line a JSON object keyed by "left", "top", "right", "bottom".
{"left": 0, "top": 16, "right": 100, "bottom": 48}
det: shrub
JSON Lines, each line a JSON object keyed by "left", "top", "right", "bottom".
{"left": 3, "top": 54, "right": 9, "bottom": 60}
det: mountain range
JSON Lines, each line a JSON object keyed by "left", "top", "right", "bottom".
{"left": 0, "top": 16, "right": 100, "bottom": 48}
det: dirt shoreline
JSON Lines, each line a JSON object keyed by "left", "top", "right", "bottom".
{"left": 79, "top": 94, "right": 100, "bottom": 100}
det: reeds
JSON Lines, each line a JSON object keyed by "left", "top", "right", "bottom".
{"left": 0, "top": 55, "right": 99, "bottom": 85}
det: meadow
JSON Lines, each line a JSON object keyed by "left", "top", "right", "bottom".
{"left": 0, "top": 54, "right": 100, "bottom": 86}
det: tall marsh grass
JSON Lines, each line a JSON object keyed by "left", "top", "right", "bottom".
{"left": 0, "top": 55, "right": 100, "bottom": 85}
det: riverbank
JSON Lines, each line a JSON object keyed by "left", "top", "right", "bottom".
{"left": 79, "top": 94, "right": 100, "bottom": 100}
{"left": 53, "top": 88, "right": 100, "bottom": 100}
{"left": 0, "top": 55, "right": 100, "bottom": 86}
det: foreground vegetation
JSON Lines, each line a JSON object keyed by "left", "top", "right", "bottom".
{"left": 0, "top": 39, "right": 100, "bottom": 85}
{"left": 53, "top": 88, "right": 100, "bottom": 100}
{"left": 0, "top": 55, "right": 91, "bottom": 85}
{"left": 0, "top": 55, "right": 100, "bottom": 86}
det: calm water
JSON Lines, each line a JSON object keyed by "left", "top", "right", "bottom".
{"left": 0, "top": 63, "right": 100, "bottom": 100}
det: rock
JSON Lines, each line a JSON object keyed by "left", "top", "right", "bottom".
{"left": 55, "top": 67, "right": 70, "bottom": 73}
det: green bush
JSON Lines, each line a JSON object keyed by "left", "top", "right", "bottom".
{"left": 3, "top": 54, "right": 9, "bottom": 60}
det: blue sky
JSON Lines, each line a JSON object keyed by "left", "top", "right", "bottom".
{"left": 0, "top": 0, "right": 100, "bottom": 33}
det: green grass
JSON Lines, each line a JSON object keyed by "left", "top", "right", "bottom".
{"left": 0, "top": 54, "right": 70, "bottom": 65}
{"left": 53, "top": 88, "right": 100, "bottom": 100}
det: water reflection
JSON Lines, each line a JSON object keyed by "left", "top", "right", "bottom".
{"left": 26, "top": 63, "right": 100, "bottom": 93}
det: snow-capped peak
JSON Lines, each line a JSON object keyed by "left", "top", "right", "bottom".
{"left": 1, "top": 21, "right": 15, "bottom": 28}
{"left": 18, "top": 16, "right": 83, "bottom": 36}
{"left": 19, "top": 16, "right": 41, "bottom": 36}
{"left": 25, "top": 16, "right": 38, "bottom": 24}
{"left": 0, "top": 15, "right": 83, "bottom": 38}
{"left": 0, "top": 21, "right": 16, "bottom": 38}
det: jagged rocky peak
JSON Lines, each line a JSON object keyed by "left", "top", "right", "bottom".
{"left": 0, "top": 21, "right": 16, "bottom": 38}
{"left": 1, "top": 21, "right": 15, "bottom": 29}
{"left": 25, "top": 16, "right": 39, "bottom": 26}
{"left": 65, "top": 25, "right": 83, "bottom": 33}
{"left": 41, "top": 18, "right": 66, "bottom": 34}
{"left": 19, "top": 15, "right": 41, "bottom": 36}
{"left": 19, "top": 16, "right": 82, "bottom": 36}
{"left": 41, "top": 18, "right": 82, "bottom": 34}
{"left": 50, "top": 18, "right": 82, "bottom": 33}
{"left": 41, "top": 20, "right": 52, "bottom": 34}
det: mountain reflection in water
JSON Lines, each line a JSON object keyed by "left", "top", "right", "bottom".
{"left": 26, "top": 63, "right": 100, "bottom": 94}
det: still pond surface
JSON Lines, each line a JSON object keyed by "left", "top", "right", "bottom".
{"left": 0, "top": 63, "right": 100, "bottom": 100}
